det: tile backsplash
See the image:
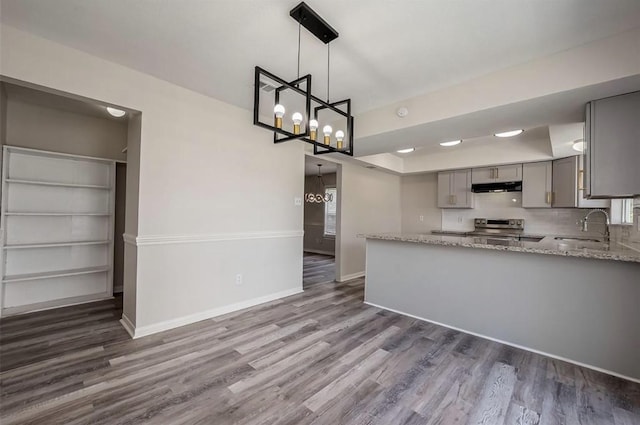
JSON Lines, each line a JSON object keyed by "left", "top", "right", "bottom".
{"left": 441, "top": 192, "right": 609, "bottom": 237}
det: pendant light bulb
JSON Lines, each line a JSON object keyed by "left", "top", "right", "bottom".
{"left": 274, "top": 104, "right": 285, "bottom": 129}
{"left": 292, "top": 112, "right": 303, "bottom": 135}
{"left": 309, "top": 119, "right": 319, "bottom": 141}
{"left": 335, "top": 130, "right": 345, "bottom": 150}
{"left": 323, "top": 125, "right": 332, "bottom": 145}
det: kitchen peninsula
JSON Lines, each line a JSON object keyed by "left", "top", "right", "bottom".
{"left": 362, "top": 233, "right": 640, "bottom": 382}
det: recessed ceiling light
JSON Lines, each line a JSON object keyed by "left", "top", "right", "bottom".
{"left": 106, "top": 107, "right": 126, "bottom": 117}
{"left": 572, "top": 140, "right": 585, "bottom": 152}
{"left": 495, "top": 129, "right": 524, "bottom": 138}
{"left": 397, "top": 148, "right": 415, "bottom": 153}
{"left": 439, "top": 140, "right": 462, "bottom": 147}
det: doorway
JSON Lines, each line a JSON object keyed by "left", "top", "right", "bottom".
{"left": 303, "top": 155, "right": 338, "bottom": 288}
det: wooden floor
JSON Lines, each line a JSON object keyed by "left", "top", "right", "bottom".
{"left": 303, "top": 252, "right": 335, "bottom": 287}
{"left": 1, "top": 279, "right": 639, "bottom": 425}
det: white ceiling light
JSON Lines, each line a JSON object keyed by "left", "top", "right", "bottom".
{"left": 397, "top": 148, "right": 415, "bottom": 153}
{"left": 572, "top": 139, "right": 585, "bottom": 152}
{"left": 439, "top": 140, "right": 462, "bottom": 147}
{"left": 495, "top": 129, "right": 524, "bottom": 138}
{"left": 106, "top": 107, "right": 126, "bottom": 117}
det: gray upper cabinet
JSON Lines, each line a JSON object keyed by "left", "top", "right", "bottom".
{"left": 522, "top": 161, "right": 552, "bottom": 208}
{"left": 585, "top": 91, "right": 640, "bottom": 198}
{"left": 552, "top": 157, "right": 578, "bottom": 208}
{"left": 472, "top": 164, "right": 522, "bottom": 184}
{"left": 437, "top": 169, "right": 474, "bottom": 208}
{"left": 552, "top": 156, "right": 610, "bottom": 208}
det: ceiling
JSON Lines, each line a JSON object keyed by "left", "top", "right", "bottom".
{"left": 2, "top": 82, "right": 128, "bottom": 121}
{"left": 2, "top": 0, "right": 639, "bottom": 115}
{"left": 305, "top": 156, "right": 337, "bottom": 176}
{"left": 2, "top": 0, "right": 639, "bottom": 170}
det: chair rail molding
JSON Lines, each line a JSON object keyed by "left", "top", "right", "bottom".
{"left": 122, "top": 230, "right": 304, "bottom": 246}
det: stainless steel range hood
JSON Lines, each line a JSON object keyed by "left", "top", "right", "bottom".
{"left": 471, "top": 181, "right": 522, "bottom": 193}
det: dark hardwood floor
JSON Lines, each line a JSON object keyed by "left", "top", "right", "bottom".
{"left": 303, "top": 252, "right": 335, "bottom": 287}
{"left": 1, "top": 278, "right": 639, "bottom": 425}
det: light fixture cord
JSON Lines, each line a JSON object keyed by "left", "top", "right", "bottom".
{"left": 317, "top": 165, "right": 325, "bottom": 189}
{"left": 297, "top": 21, "right": 301, "bottom": 79}
{"left": 326, "top": 43, "right": 330, "bottom": 102}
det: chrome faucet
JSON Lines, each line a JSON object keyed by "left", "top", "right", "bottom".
{"left": 581, "top": 209, "right": 610, "bottom": 243}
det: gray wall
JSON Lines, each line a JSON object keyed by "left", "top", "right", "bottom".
{"left": 365, "top": 239, "right": 640, "bottom": 381}
{"left": 304, "top": 172, "right": 336, "bottom": 255}
{"left": 400, "top": 173, "right": 441, "bottom": 233}
{"left": 5, "top": 97, "right": 127, "bottom": 161}
{"left": 337, "top": 164, "right": 402, "bottom": 280}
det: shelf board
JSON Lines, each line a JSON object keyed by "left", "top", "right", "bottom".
{"left": 5, "top": 212, "right": 111, "bottom": 217}
{"left": 3, "top": 266, "right": 110, "bottom": 283}
{"left": 6, "top": 179, "right": 110, "bottom": 189}
{"left": 4, "top": 240, "right": 111, "bottom": 250}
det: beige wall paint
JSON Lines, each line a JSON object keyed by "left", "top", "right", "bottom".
{"left": 0, "top": 24, "right": 304, "bottom": 332}
{"left": 304, "top": 172, "right": 336, "bottom": 255}
{"left": 337, "top": 163, "right": 401, "bottom": 280}
{"left": 5, "top": 98, "right": 127, "bottom": 161}
{"left": 400, "top": 173, "right": 441, "bottom": 233}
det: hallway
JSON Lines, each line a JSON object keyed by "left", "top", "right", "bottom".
{"left": 303, "top": 252, "right": 335, "bottom": 288}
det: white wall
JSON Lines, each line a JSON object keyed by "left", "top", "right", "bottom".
{"left": 400, "top": 173, "right": 441, "bottom": 233}
{"left": 337, "top": 163, "right": 401, "bottom": 280}
{"left": 5, "top": 98, "right": 127, "bottom": 161}
{"left": 0, "top": 24, "right": 305, "bottom": 335}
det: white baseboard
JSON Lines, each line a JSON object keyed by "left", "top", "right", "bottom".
{"left": 303, "top": 249, "right": 336, "bottom": 256}
{"left": 337, "top": 271, "right": 365, "bottom": 282}
{"left": 364, "top": 301, "right": 640, "bottom": 384}
{"left": 119, "top": 314, "right": 136, "bottom": 338}
{"left": 126, "top": 287, "right": 303, "bottom": 339}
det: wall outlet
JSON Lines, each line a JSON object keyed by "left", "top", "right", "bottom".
{"left": 294, "top": 197, "right": 302, "bottom": 206}
{"left": 419, "top": 215, "right": 424, "bottom": 222}
{"left": 235, "top": 274, "right": 243, "bottom": 285}
{"left": 457, "top": 216, "right": 463, "bottom": 223}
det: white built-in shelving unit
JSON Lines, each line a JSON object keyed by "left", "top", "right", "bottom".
{"left": 0, "top": 146, "right": 116, "bottom": 316}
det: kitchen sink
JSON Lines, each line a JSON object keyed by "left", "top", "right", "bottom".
{"left": 554, "top": 236, "right": 603, "bottom": 243}
{"left": 519, "top": 236, "right": 544, "bottom": 242}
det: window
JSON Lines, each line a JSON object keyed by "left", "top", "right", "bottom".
{"left": 324, "top": 187, "right": 337, "bottom": 236}
{"left": 611, "top": 199, "right": 634, "bottom": 225}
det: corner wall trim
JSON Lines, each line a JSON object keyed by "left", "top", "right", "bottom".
{"left": 119, "top": 314, "right": 136, "bottom": 338}
{"left": 122, "top": 231, "right": 303, "bottom": 247}
{"left": 122, "top": 233, "right": 137, "bottom": 246}
{"left": 128, "top": 287, "right": 303, "bottom": 339}
{"left": 364, "top": 301, "right": 640, "bottom": 384}
{"left": 337, "top": 271, "right": 365, "bottom": 282}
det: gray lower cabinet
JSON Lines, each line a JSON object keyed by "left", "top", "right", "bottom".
{"left": 437, "top": 169, "right": 473, "bottom": 208}
{"left": 585, "top": 91, "right": 640, "bottom": 198}
{"left": 522, "top": 161, "right": 552, "bottom": 208}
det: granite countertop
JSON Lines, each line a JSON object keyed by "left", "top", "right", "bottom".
{"left": 360, "top": 233, "right": 640, "bottom": 263}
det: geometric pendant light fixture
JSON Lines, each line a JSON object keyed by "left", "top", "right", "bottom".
{"left": 253, "top": 2, "right": 354, "bottom": 156}
{"left": 305, "top": 164, "right": 334, "bottom": 203}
